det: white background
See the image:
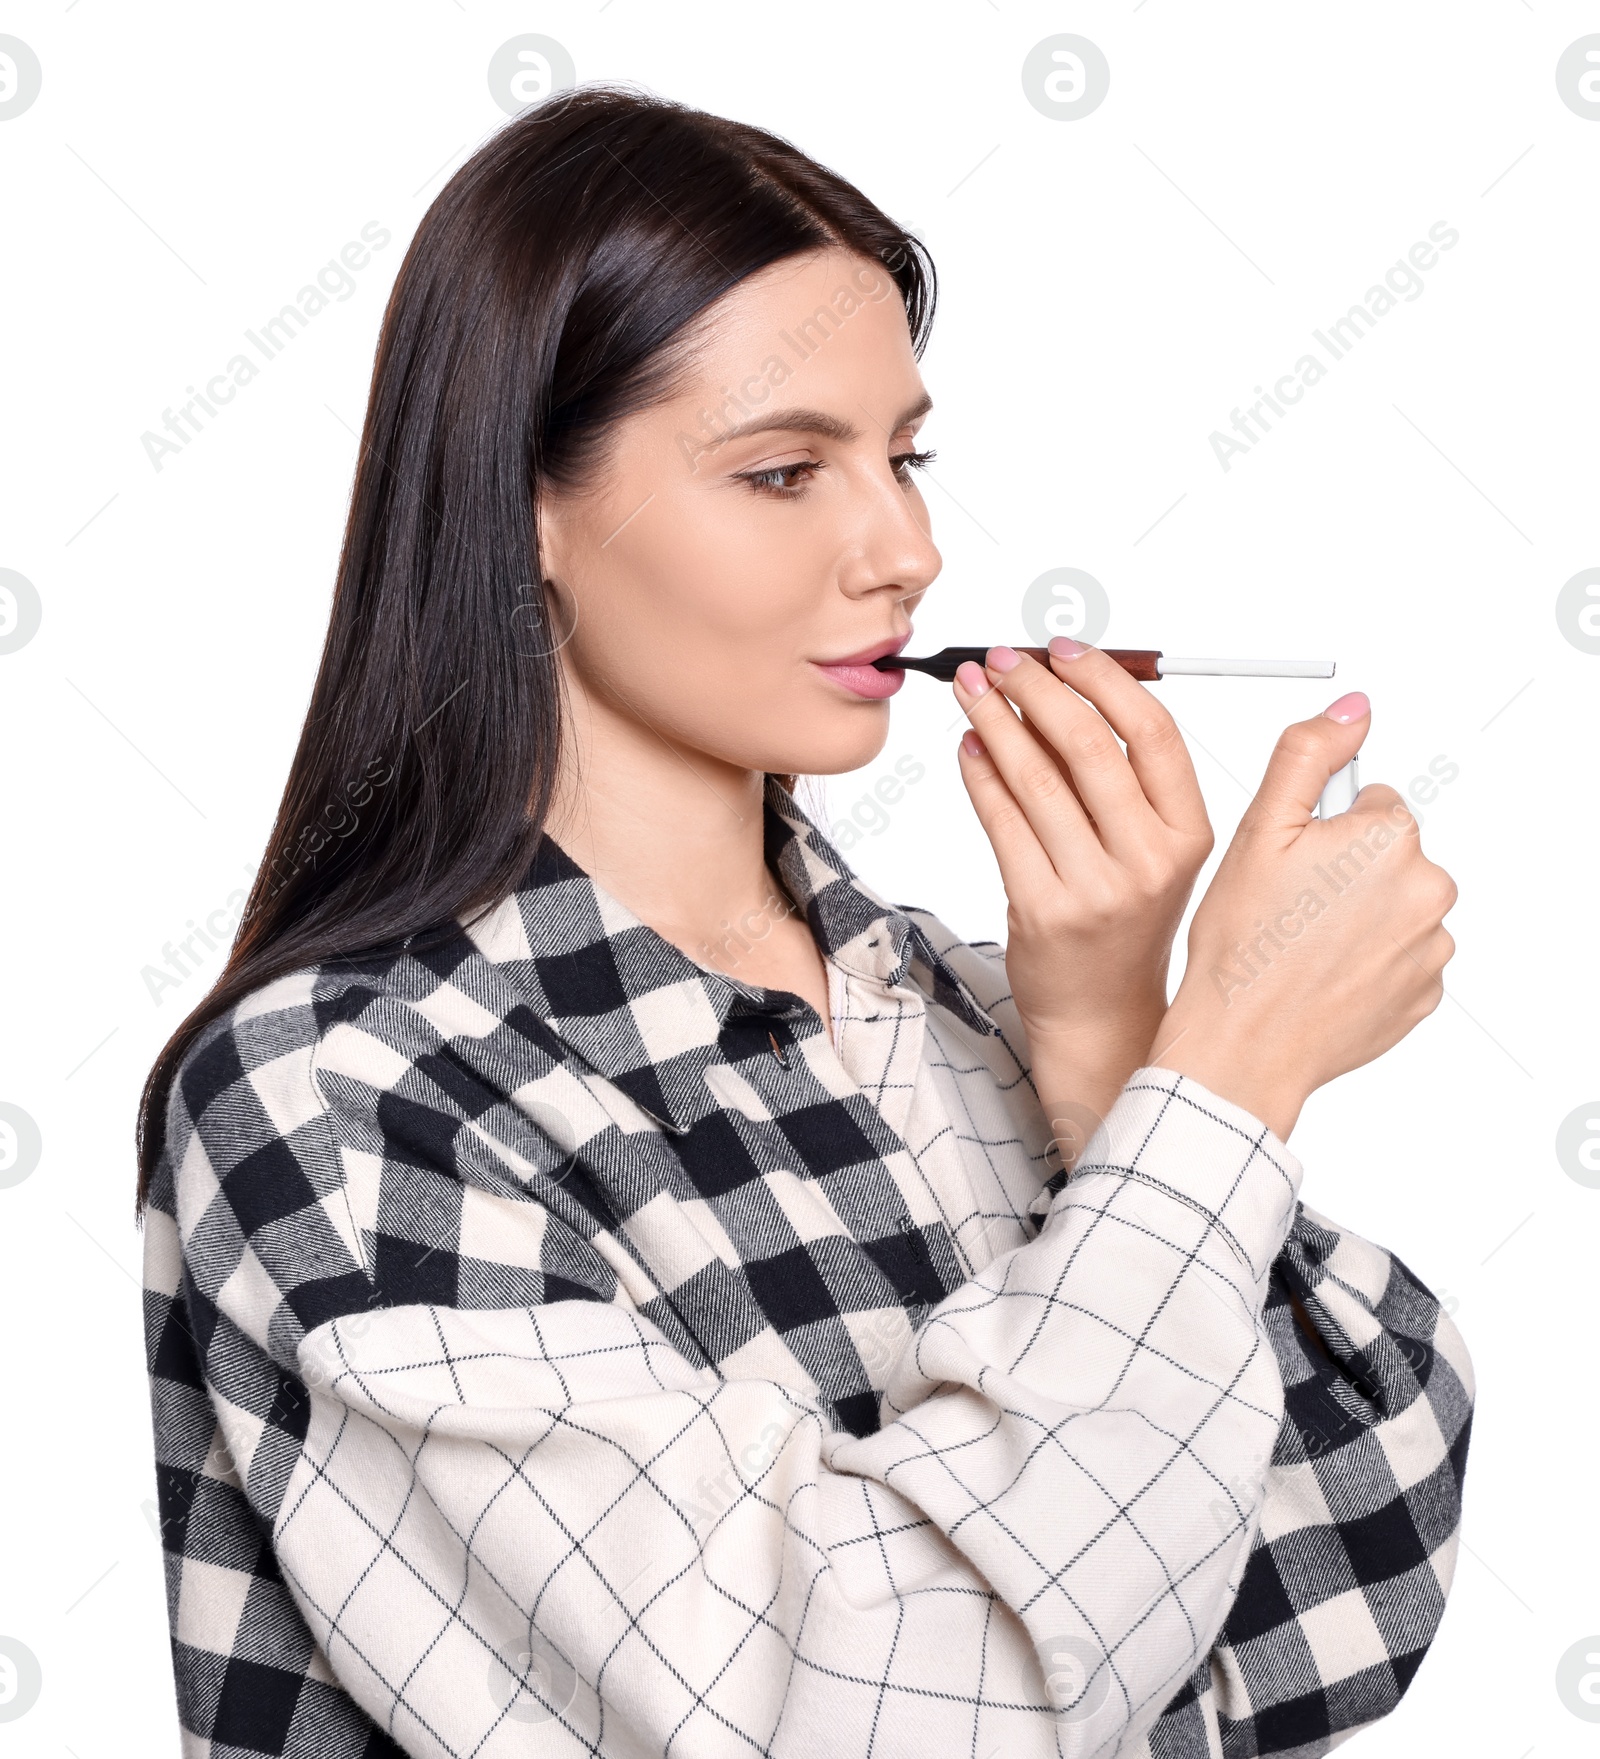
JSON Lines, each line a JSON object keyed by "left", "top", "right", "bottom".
{"left": 2, "top": 2, "right": 1596, "bottom": 1752}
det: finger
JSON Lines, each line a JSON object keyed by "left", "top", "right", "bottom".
{"left": 954, "top": 729, "right": 1078, "bottom": 907}
{"left": 952, "top": 661, "right": 1109, "bottom": 880}
{"left": 1417, "top": 923, "right": 1456, "bottom": 977}
{"left": 1347, "top": 782, "right": 1421, "bottom": 844}
{"left": 979, "top": 646, "right": 1160, "bottom": 863}
{"left": 1016, "top": 704, "right": 1094, "bottom": 823}
{"left": 1392, "top": 924, "right": 1455, "bottom": 1014}
{"left": 1242, "top": 692, "right": 1370, "bottom": 835}
{"left": 1041, "top": 638, "right": 1210, "bottom": 838}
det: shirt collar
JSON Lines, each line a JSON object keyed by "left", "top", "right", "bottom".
{"left": 761, "top": 776, "right": 997, "bottom": 1038}
{"left": 459, "top": 774, "right": 998, "bottom": 1133}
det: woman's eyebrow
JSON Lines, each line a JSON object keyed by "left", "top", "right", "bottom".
{"left": 708, "top": 390, "right": 934, "bottom": 449}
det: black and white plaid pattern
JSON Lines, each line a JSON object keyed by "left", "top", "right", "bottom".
{"left": 142, "top": 775, "right": 1472, "bottom": 1757}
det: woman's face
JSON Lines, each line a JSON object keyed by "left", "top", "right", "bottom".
{"left": 537, "top": 246, "right": 941, "bottom": 779}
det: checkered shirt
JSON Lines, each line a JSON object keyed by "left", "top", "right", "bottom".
{"left": 142, "top": 774, "right": 1473, "bottom": 1758}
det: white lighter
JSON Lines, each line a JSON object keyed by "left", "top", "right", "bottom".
{"left": 1315, "top": 754, "right": 1360, "bottom": 819}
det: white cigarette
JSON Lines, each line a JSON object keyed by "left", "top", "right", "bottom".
{"left": 1157, "top": 657, "right": 1337, "bottom": 678}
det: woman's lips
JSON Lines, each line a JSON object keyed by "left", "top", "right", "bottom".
{"left": 811, "top": 640, "right": 908, "bottom": 700}
{"left": 811, "top": 659, "right": 905, "bottom": 699}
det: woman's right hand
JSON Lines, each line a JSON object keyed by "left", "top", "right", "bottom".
{"left": 1151, "top": 692, "right": 1458, "bottom": 1141}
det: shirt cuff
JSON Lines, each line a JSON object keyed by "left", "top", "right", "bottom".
{"left": 1034, "top": 1066, "right": 1304, "bottom": 1282}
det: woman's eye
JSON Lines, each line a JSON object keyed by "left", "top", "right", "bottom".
{"left": 892, "top": 446, "right": 936, "bottom": 482}
{"left": 738, "top": 460, "right": 824, "bottom": 497}
{"left": 736, "top": 447, "right": 935, "bottom": 499}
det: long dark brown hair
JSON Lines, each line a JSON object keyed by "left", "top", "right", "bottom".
{"left": 135, "top": 82, "right": 937, "bottom": 1210}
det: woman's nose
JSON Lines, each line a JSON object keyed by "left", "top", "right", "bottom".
{"left": 838, "top": 488, "right": 941, "bottom": 602}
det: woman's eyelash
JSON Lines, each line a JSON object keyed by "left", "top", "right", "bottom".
{"left": 736, "top": 448, "right": 937, "bottom": 500}
{"left": 738, "top": 460, "right": 827, "bottom": 497}
{"left": 893, "top": 447, "right": 936, "bottom": 479}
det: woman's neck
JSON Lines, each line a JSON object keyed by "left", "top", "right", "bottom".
{"left": 542, "top": 672, "right": 790, "bottom": 970}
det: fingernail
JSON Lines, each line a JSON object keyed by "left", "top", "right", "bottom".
{"left": 960, "top": 730, "right": 985, "bottom": 758}
{"left": 955, "top": 660, "right": 990, "bottom": 696}
{"left": 987, "top": 645, "right": 1021, "bottom": 673}
{"left": 1048, "top": 636, "right": 1088, "bottom": 659}
{"left": 1323, "top": 691, "right": 1370, "bottom": 723}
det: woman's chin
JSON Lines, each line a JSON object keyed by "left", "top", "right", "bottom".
{"left": 794, "top": 707, "right": 896, "bottom": 777}
{"left": 766, "top": 705, "right": 894, "bottom": 781}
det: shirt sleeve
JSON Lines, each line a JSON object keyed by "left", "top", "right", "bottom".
{"left": 169, "top": 1041, "right": 1306, "bottom": 1759}
{"left": 1136, "top": 1205, "right": 1474, "bottom": 1759}
{"left": 911, "top": 921, "right": 1475, "bottom": 1756}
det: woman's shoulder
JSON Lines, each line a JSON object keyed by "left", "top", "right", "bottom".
{"left": 160, "top": 921, "right": 557, "bottom": 1198}
{"left": 153, "top": 918, "right": 593, "bottom": 1306}
{"left": 165, "top": 953, "right": 396, "bottom": 1155}
{"left": 149, "top": 924, "right": 614, "bottom": 1379}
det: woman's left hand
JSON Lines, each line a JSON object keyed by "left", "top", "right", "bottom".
{"left": 953, "top": 639, "right": 1214, "bottom": 1160}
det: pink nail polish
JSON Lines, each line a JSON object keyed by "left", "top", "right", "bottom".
{"left": 1048, "top": 636, "right": 1088, "bottom": 659}
{"left": 955, "top": 660, "right": 990, "bottom": 696}
{"left": 987, "top": 645, "right": 1021, "bottom": 672}
{"left": 1323, "top": 691, "right": 1370, "bottom": 723}
{"left": 960, "top": 730, "right": 985, "bottom": 758}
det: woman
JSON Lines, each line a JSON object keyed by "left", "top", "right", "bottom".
{"left": 137, "top": 85, "right": 1472, "bottom": 1758}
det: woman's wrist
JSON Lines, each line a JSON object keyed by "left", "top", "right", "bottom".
{"left": 1145, "top": 1005, "right": 1305, "bottom": 1143}
{"left": 1027, "top": 1005, "right": 1166, "bottom": 1167}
